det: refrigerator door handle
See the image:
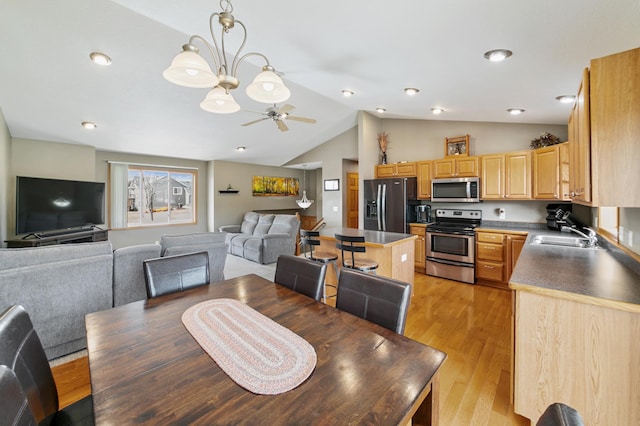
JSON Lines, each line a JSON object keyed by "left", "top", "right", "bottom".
{"left": 381, "top": 184, "right": 387, "bottom": 231}
{"left": 376, "top": 184, "right": 382, "bottom": 230}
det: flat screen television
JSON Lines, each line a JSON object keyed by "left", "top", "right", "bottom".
{"left": 16, "top": 176, "right": 106, "bottom": 235}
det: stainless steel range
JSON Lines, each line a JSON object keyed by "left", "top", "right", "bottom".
{"left": 425, "top": 208, "right": 482, "bottom": 284}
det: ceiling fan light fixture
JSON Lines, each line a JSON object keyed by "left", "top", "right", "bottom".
{"left": 200, "top": 86, "right": 241, "bottom": 113}
{"left": 246, "top": 66, "right": 290, "bottom": 104}
{"left": 163, "top": 45, "right": 218, "bottom": 88}
{"left": 484, "top": 49, "right": 513, "bottom": 62}
{"left": 507, "top": 108, "right": 525, "bottom": 115}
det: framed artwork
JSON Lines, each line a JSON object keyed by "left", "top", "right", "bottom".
{"left": 324, "top": 179, "right": 340, "bottom": 191}
{"left": 445, "top": 134, "right": 470, "bottom": 157}
{"left": 252, "top": 176, "right": 299, "bottom": 196}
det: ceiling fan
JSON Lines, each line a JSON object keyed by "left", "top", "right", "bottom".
{"left": 241, "top": 104, "right": 317, "bottom": 132}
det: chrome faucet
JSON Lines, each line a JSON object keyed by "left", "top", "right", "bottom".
{"left": 561, "top": 226, "right": 598, "bottom": 247}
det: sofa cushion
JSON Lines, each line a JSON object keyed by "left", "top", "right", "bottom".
{"left": 113, "top": 244, "right": 162, "bottom": 306}
{"left": 253, "top": 214, "right": 275, "bottom": 236}
{"left": 269, "top": 214, "right": 299, "bottom": 235}
{"left": 240, "top": 212, "right": 260, "bottom": 235}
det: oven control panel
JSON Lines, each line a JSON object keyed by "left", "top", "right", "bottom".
{"left": 435, "top": 209, "right": 482, "bottom": 220}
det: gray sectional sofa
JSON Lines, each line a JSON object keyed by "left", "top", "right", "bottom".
{"left": 0, "top": 233, "right": 228, "bottom": 360}
{"left": 219, "top": 212, "right": 300, "bottom": 264}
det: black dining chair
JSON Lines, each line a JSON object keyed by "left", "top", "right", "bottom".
{"left": 335, "top": 268, "right": 411, "bottom": 334}
{"left": 300, "top": 229, "right": 339, "bottom": 300}
{"left": 0, "top": 364, "right": 37, "bottom": 426}
{"left": 0, "top": 304, "right": 94, "bottom": 425}
{"left": 274, "top": 255, "right": 327, "bottom": 302}
{"left": 536, "top": 403, "right": 584, "bottom": 426}
{"left": 335, "top": 233, "right": 378, "bottom": 274}
{"left": 143, "top": 251, "right": 210, "bottom": 298}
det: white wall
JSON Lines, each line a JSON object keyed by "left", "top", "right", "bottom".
{"left": 0, "top": 107, "right": 11, "bottom": 247}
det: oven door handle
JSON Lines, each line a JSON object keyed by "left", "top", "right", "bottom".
{"left": 427, "top": 230, "right": 475, "bottom": 237}
{"left": 426, "top": 257, "right": 474, "bottom": 268}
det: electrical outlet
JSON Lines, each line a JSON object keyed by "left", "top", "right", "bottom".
{"left": 332, "top": 206, "right": 339, "bottom": 212}
{"left": 629, "top": 230, "right": 634, "bottom": 247}
{"left": 401, "top": 254, "right": 407, "bottom": 262}
{"left": 499, "top": 208, "right": 506, "bottom": 220}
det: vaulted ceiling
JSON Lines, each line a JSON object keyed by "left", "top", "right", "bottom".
{"left": 1, "top": 0, "right": 639, "bottom": 166}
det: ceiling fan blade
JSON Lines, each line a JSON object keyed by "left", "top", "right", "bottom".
{"left": 277, "top": 104, "right": 295, "bottom": 115}
{"left": 276, "top": 120, "right": 289, "bottom": 132}
{"left": 241, "top": 117, "right": 268, "bottom": 126}
{"left": 286, "top": 115, "right": 317, "bottom": 124}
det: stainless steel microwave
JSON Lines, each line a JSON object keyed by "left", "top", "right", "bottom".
{"left": 431, "top": 177, "right": 480, "bottom": 203}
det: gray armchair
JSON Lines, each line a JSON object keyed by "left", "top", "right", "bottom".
{"left": 219, "top": 212, "right": 300, "bottom": 264}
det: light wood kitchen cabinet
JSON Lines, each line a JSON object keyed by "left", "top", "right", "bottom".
{"left": 568, "top": 68, "right": 592, "bottom": 205}
{"left": 480, "top": 151, "right": 531, "bottom": 200}
{"left": 476, "top": 230, "right": 527, "bottom": 289}
{"left": 375, "top": 162, "right": 417, "bottom": 178}
{"left": 533, "top": 145, "right": 562, "bottom": 200}
{"left": 410, "top": 224, "right": 426, "bottom": 273}
{"left": 589, "top": 47, "right": 640, "bottom": 206}
{"left": 476, "top": 231, "right": 506, "bottom": 285}
{"left": 433, "top": 156, "right": 479, "bottom": 178}
{"left": 416, "top": 160, "right": 432, "bottom": 199}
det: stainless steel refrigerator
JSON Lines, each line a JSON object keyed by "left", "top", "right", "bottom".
{"left": 364, "top": 177, "right": 417, "bottom": 233}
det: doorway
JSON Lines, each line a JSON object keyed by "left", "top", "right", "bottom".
{"left": 346, "top": 172, "right": 359, "bottom": 228}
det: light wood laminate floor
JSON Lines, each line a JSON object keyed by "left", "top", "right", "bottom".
{"left": 51, "top": 272, "right": 529, "bottom": 425}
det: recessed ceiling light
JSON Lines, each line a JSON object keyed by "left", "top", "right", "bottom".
{"left": 555, "top": 95, "right": 576, "bottom": 104}
{"left": 404, "top": 88, "right": 419, "bottom": 96}
{"left": 507, "top": 108, "right": 525, "bottom": 115}
{"left": 376, "top": 107, "right": 386, "bottom": 113}
{"left": 431, "top": 107, "right": 444, "bottom": 115}
{"left": 89, "top": 52, "right": 111, "bottom": 66}
{"left": 81, "top": 121, "right": 97, "bottom": 129}
{"left": 483, "top": 49, "right": 513, "bottom": 62}
{"left": 236, "top": 146, "right": 246, "bottom": 151}
{"left": 341, "top": 89, "right": 354, "bottom": 97}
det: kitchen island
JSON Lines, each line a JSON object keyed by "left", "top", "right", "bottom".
{"left": 509, "top": 233, "right": 640, "bottom": 425}
{"left": 318, "top": 227, "right": 417, "bottom": 286}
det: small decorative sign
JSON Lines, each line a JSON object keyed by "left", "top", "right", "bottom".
{"left": 324, "top": 179, "right": 340, "bottom": 191}
{"left": 445, "top": 134, "right": 470, "bottom": 157}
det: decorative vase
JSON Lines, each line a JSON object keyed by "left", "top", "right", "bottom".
{"left": 381, "top": 152, "right": 387, "bottom": 164}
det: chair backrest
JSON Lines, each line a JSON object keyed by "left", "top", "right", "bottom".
{"left": 536, "top": 403, "right": 584, "bottom": 426}
{"left": 274, "top": 255, "right": 327, "bottom": 302}
{"left": 0, "top": 305, "right": 59, "bottom": 423}
{"left": 335, "top": 234, "right": 367, "bottom": 268}
{"left": 143, "top": 252, "right": 210, "bottom": 298}
{"left": 336, "top": 268, "right": 411, "bottom": 334}
{"left": 300, "top": 229, "right": 321, "bottom": 259}
{"left": 0, "top": 364, "right": 37, "bottom": 426}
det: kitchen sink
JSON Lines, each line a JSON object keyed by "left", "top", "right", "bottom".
{"left": 530, "top": 234, "right": 600, "bottom": 249}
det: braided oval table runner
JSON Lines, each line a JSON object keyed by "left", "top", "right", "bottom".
{"left": 182, "top": 298, "right": 317, "bottom": 395}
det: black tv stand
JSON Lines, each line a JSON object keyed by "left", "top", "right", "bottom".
{"left": 6, "top": 228, "right": 109, "bottom": 248}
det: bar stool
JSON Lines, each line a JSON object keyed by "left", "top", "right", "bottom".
{"left": 300, "top": 229, "right": 339, "bottom": 301}
{"left": 335, "top": 233, "right": 378, "bottom": 274}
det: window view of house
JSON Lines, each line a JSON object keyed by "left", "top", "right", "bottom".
{"left": 127, "top": 168, "right": 195, "bottom": 227}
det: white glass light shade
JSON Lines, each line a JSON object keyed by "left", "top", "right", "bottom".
{"left": 163, "top": 51, "right": 218, "bottom": 88}
{"left": 200, "top": 86, "right": 241, "bottom": 114}
{"left": 246, "top": 70, "right": 291, "bottom": 104}
{"left": 296, "top": 190, "right": 314, "bottom": 209}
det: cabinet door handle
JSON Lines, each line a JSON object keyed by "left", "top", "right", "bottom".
{"left": 483, "top": 265, "right": 495, "bottom": 269}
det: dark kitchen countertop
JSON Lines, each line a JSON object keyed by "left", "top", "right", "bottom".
{"left": 509, "top": 229, "right": 640, "bottom": 312}
{"left": 318, "top": 227, "right": 416, "bottom": 247}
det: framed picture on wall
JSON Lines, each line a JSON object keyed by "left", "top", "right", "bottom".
{"left": 324, "top": 179, "right": 340, "bottom": 191}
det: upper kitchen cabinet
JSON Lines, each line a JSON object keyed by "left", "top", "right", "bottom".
{"left": 433, "top": 156, "right": 479, "bottom": 178}
{"left": 568, "top": 68, "right": 592, "bottom": 205}
{"left": 589, "top": 47, "right": 640, "bottom": 207}
{"left": 416, "top": 160, "right": 432, "bottom": 199}
{"left": 481, "top": 151, "right": 531, "bottom": 200}
{"left": 375, "top": 162, "right": 417, "bottom": 178}
{"left": 533, "top": 143, "right": 570, "bottom": 201}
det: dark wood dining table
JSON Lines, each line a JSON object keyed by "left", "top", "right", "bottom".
{"left": 85, "top": 274, "right": 446, "bottom": 425}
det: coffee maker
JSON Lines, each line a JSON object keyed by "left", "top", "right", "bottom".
{"left": 415, "top": 205, "right": 432, "bottom": 223}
